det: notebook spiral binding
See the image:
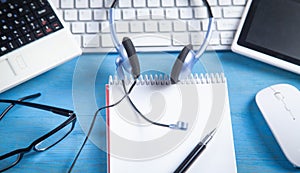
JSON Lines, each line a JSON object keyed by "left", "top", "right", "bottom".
{"left": 109, "top": 73, "right": 226, "bottom": 85}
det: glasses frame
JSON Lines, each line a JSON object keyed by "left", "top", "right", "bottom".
{"left": 0, "top": 93, "right": 77, "bottom": 172}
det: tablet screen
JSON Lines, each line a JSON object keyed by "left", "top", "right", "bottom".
{"left": 237, "top": 0, "right": 300, "bottom": 65}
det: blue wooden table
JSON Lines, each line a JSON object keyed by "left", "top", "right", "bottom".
{"left": 1, "top": 51, "right": 300, "bottom": 173}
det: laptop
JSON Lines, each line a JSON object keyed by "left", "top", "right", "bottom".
{"left": 0, "top": 0, "right": 82, "bottom": 93}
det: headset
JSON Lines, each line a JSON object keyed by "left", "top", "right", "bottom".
{"left": 109, "top": 0, "right": 214, "bottom": 130}
{"left": 110, "top": 0, "right": 214, "bottom": 83}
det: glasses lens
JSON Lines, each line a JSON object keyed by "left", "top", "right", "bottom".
{"left": 35, "top": 122, "right": 74, "bottom": 151}
{"left": 0, "top": 153, "right": 21, "bottom": 172}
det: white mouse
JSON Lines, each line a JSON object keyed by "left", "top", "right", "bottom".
{"left": 256, "top": 83, "right": 300, "bottom": 167}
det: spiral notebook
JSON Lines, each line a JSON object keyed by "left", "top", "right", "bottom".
{"left": 106, "top": 73, "right": 237, "bottom": 173}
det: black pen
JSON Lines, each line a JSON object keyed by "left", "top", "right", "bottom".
{"left": 174, "top": 128, "right": 216, "bottom": 173}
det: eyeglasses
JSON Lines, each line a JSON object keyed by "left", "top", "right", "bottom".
{"left": 0, "top": 93, "right": 76, "bottom": 172}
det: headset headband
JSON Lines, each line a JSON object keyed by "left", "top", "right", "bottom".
{"left": 109, "top": 0, "right": 214, "bottom": 59}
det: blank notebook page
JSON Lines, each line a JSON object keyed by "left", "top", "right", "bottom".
{"left": 106, "top": 74, "right": 237, "bottom": 173}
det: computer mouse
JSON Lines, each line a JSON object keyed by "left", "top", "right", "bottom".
{"left": 256, "top": 84, "right": 300, "bottom": 167}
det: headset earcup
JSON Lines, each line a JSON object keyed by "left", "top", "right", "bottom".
{"left": 170, "top": 44, "right": 193, "bottom": 84}
{"left": 122, "top": 37, "right": 140, "bottom": 79}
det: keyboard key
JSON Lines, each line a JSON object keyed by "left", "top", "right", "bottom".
{"left": 172, "top": 33, "right": 190, "bottom": 45}
{"left": 133, "top": 0, "right": 146, "bottom": 7}
{"left": 233, "top": 0, "right": 246, "bottom": 5}
{"left": 173, "top": 20, "right": 186, "bottom": 31}
{"left": 51, "top": 21, "right": 63, "bottom": 30}
{"left": 145, "top": 21, "right": 158, "bottom": 32}
{"left": 51, "top": 0, "right": 60, "bottom": 8}
{"left": 151, "top": 9, "right": 164, "bottom": 19}
{"left": 162, "top": 0, "right": 175, "bottom": 7}
{"left": 94, "top": 9, "right": 107, "bottom": 20}
{"left": 75, "top": 0, "right": 88, "bottom": 8}
{"left": 166, "top": 8, "right": 179, "bottom": 19}
{"left": 137, "top": 9, "right": 150, "bottom": 19}
{"left": 0, "top": 35, "right": 10, "bottom": 42}
{"left": 90, "top": 0, "right": 103, "bottom": 8}
{"left": 12, "top": 30, "right": 22, "bottom": 38}
{"left": 114, "top": 9, "right": 121, "bottom": 20}
{"left": 0, "top": 45, "right": 9, "bottom": 55}
{"left": 86, "top": 22, "right": 99, "bottom": 33}
{"left": 202, "top": 19, "right": 216, "bottom": 31}
{"left": 104, "top": 0, "right": 114, "bottom": 8}
{"left": 194, "top": 7, "right": 209, "bottom": 18}
{"left": 179, "top": 8, "right": 193, "bottom": 19}
{"left": 7, "top": 41, "right": 18, "bottom": 50}
{"left": 221, "top": 31, "right": 235, "bottom": 38}
{"left": 119, "top": 0, "right": 131, "bottom": 8}
{"left": 221, "top": 38, "right": 233, "bottom": 45}
{"left": 37, "top": 0, "right": 49, "bottom": 7}
{"left": 190, "top": 1, "right": 204, "bottom": 6}
{"left": 43, "top": 25, "right": 53, "bottom": 34}
{"left": 130, "top": 22, "right": 144, "bottom": 32}
{"left": 16, "top": 37, "right": 26, "bottom": 46}
{"left": 29, "top": 2, "right": 38, "bottom": 10}
{"left": 20, "top": 25, "right": 31, "bottom": 35}
{"left": 83, "top": 34, "right": 100, "bottom": 48}
{"left": 188, "top": 20, "right": 201, "bottom": 31}
{"left": 223, "top": 6, "right": 244, "bottom": 18}
{"left": 159, "top": 21, "right": 172, "bottom": 32}
{"left": 64, "top": 10, "right": 78, "bottom": 21}
{"left": 47, "top": 14, "right": 59, "bottom": 22}
{"left": 61, "top": 0, "right": 74, "bottom": 8}
{"left": 79, "top": 9, "right": 92, "bottom": 21}
{"left": 100, "top": 22, "right": 110, "bottom": 33}
{"left": 211, "top": 7, "right": 222, "bottom": 18}
{"left": 34, "top": 29, "right": 44, "bottom": 38}
{"left": 35, "top": 6, "right": 51, "bottom": 17}
{"left": 28, "top": 21, "right": 40, "bottom": 30}
{"left": 24, "top": 33, "right": 35, "bottom": 42}
{"left": 116, "top": 21, "right": 129, "bottom": 33}
{"left": 218, "top": 0, "right": 232, "bottom": 6}
{"left": 71, "top": 22, "right": 85, "bottom": 33}
{"left": 216, "top": 19, "right": 239, "bottom": 30}
{"left": 122, "top": 9, "right": 136, "bottom": 20}
{"left": 101, "top": 34, "right": 115, "bottom": 47}
{"left": 175, "top": 0, "right": 188, "bottom": 7}
{"left": 39, "top": 17, "right": 48, "bottom": 26}
{"left": 207, "top": 0, "right": 218, "bottom": 6}
{"left": 148, "top": 0, "right": 160, "bottom": 7}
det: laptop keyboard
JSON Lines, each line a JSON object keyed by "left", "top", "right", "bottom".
{"left": 0, "top": 0, "right": 64, "bottom": 56}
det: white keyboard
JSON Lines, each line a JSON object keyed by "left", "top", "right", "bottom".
{"left": 53, "top": 0, "right": 246, "bottom": 53}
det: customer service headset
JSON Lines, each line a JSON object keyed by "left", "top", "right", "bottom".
{"left": 109, "top": 0, "right": 214, "bottom": 84}
{"left": 109, "top": 0, "right": 214, "bottom": 130}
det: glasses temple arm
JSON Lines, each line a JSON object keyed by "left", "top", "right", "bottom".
{"left": 0, "top": 100, "right": 73, "bottom": 117}
{"left": 0, "top": 93, "right": 41, "bottom": 120}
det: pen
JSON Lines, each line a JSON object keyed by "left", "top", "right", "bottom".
{"left": 174, "top": 128, "right": 216, "bottom": 173}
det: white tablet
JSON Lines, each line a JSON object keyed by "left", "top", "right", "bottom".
{"left": 231, "top": 0, "right": 300, "bottom": 74}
